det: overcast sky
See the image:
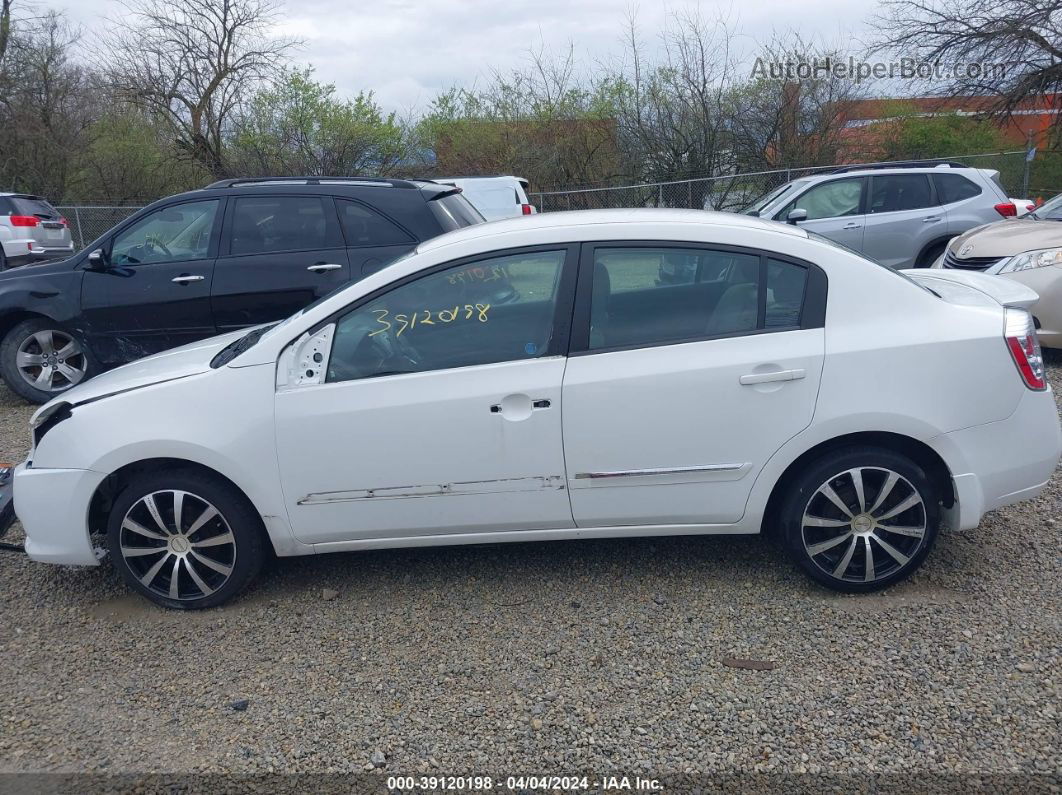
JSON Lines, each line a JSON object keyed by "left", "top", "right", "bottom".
{"left": 62, "top": 0, "right": 873, "bottom": 112}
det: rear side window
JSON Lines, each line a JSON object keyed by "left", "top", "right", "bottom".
{"left": 868, "top": 174, "right": 935, "bottom": 212}
{"left": 428, "top": 193, "right": 485, "bottom": 230}
{"left": 336, "top": 199, "right": 413, "bottom": 247}
{"left": 230, "top": 196, "right": 336, "bottom": 255}
{"left": 10, "top": 197, "right": 59, "bottom": 218}
{"left": 587, "top": 247, "right": 807, "bottom": 350}
{"left": 933, "top": 173, "right": 982, "bottom": 204}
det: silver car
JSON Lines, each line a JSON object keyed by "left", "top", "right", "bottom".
{"left": 744, "top": 162, "right": 1016, "bottom": 268}
{"left": 0, "top": 193, "right": 75, "bottom": 269}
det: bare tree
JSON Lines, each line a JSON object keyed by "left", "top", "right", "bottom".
{"left": 609, "top": 8, "right": 743, "bottom": 208}
{"left": 102, "top": 0, "right": 298, "bottom": 177}
{"left": 0, "top": 0, "right": 13, "bottom": 72}
{"left": 878, "top": 0, "right": 1062, "bottom": 139}
{"left": 0, "top": 12, "right": 93, "bottom": 198}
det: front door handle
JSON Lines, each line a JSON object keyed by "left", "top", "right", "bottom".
{"left": 842, "top": 222, "right": 862, "bottom": 229}
{"left": 489, "top": 397, "right": 552, "bottom": 414}
{"left": 171, "top": 274, "right": 204, "bottom": 284}
{"left": 923, "top": 216, "right": 941, "bottom": 223}
{"left": 739, "top": 368, "right": 806, "bottom": 385}
{"left": 307, "top": 263, "right": 343, "bottom": 273}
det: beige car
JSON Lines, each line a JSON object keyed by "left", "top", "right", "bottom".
{"left": 933, "top": 193, "right": 1062, "bottom": 347}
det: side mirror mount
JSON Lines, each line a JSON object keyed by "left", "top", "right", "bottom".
{"left": 786, "top": 209, "right": 808, "bottom": 225}
{"left": 86, "top": 248, "right": 109, "bottom": 269}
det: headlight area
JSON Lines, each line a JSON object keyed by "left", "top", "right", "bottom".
{"left": 30, "top": 401, "right": 73, "bottom": 455}
{"left": 997, "top": 248, "right": 1062, "bottom": 274}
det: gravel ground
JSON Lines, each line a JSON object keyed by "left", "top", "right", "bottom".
{"left": 0, "top": 361, "right": 1059, "bottom": 785}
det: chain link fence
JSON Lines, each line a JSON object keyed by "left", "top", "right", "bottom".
{"left": 53, "top": 151, "right": 1056, "bottom": 251}
{"left": 529, "top": 151, "right": 1036, "bottom": 213}
{"left": 55, "top": 206, "right": 143, "bottom": 250}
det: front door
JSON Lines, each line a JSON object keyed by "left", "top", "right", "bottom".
{"left": 562, "top": 244, "right": 825, "bottom": 527}
{"left": 212, "top": 195, "right": 351, "bottom": 333}
{"left": 775, "top": 176, "right": 866, "bottom": 252}
{"left": 81, "top": 198, "right": 221, "bottom": 365}
{"left": 274, "top": 246, "right": 578, "bottom": 544}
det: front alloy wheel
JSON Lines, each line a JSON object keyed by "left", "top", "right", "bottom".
{"left": 107, "top": 470, "right": 266, "bottom": 609}
{"left": 16, "top": 328, "right": 89, "bottom": 393}
{"left": 780, "top": 448, "right": 940, "bottom": 592}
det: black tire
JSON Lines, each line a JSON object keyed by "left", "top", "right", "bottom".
{"left": 0, "top": 317, "right": 94, "bottom": 403}
{"left": 106, "top": 469, "right": 266, "bottom": 609}
{"left": 777, "top": 446, "right": 940, "bottom": 593}
{"left": 916, "top": 241, "right": 946, "bottom": 268}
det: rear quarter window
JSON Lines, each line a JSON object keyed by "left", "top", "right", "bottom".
{"left": 933, "top": 173, "right": 982, "bottom": 204}
{"left": 429, "top": 194, "right": 485, "bottom": 231}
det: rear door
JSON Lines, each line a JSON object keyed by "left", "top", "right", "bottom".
{"left": 211, "top": 194, "right": 351, "bottom": 333}
{"left": 335, "top": 198, "right": 418, "bottom": 279}
{"left": 81, "top": 198, "right": 222, "bottom": 364}
{"left": 774, "top": 177, "right": 866, "bottom": 251}
{"left": 562, "top": 243, "right": 826, "bottom": 527}
{"left": 862, "top": 173, "right": 945, "bottom": 268}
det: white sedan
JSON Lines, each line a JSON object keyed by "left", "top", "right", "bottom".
{"left": 14, "top": 210, "right": 1061, "bottom": 608}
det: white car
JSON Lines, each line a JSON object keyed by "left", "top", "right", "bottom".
{"left": 431, "top": 176, "right": 536, "bottom": 221}
{"left": 13, "top": 210, "right": 1060, "bottom": 609}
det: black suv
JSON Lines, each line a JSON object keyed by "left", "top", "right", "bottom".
{"left": 0, "top": 177, "right": 484, "bottom": 402}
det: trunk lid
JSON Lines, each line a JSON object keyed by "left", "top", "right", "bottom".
{"left": 903, "top": 268, "right": 1038, "bottom": 309}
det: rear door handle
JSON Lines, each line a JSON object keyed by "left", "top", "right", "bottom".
{"left": 307, "top": 263, "right": 343, "bottom": 273}
{"left": 739, "top": 368, "right": 806, "bottom": 385}
{"left": 171, "top": 274, "right": 204, "bottom": 284}
{"left": 923, "top": 215, "right": 941, "bottom": 223}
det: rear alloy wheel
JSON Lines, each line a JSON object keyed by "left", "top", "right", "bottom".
{"left": 107, "top": 470, "right": 265, "bottom": 609}
{"left": 0, "top": 318, "right": 92, "bottom": 403}
{"left": 780, "top": 448, "right": 940, "bottom": 592}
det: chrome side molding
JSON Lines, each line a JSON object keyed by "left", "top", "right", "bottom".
{"left": 573, "top": 463, "right": 746, "bottom": 480}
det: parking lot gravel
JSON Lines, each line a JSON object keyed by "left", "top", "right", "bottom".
{"left": 0, "top": 361, "right": 1059, "bottom": 784}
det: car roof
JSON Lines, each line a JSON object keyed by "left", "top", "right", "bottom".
{"left": 417, "top": 208, "right": 808, "bottom": 253}
{"left": 813, "top": 164, "right": 979, "bottom": 180}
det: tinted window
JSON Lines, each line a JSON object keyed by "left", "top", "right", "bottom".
{"left": 10, "top": 197, "right": 59, "bottom": 218}
{"left": 932, "top": 173, "right": 982, "bottom": 204}
{"left": 766, "top": 259, "right": 808, "bottom": 328}
{"left": 428, "top": 194, "right": 485, "bottom": 230}
{"left": 230, "top": 196, "right": 333, "bottom": 255}
{"left": 589, "top": 247, "right": 777, "bottom": 350}
{"left": 111, "top": 200, "right": 218, "bottom": 265}
{"left": 868, "top": 174, "right": 934, "bottom": 213}
{"left": 781, "top": 178, "right": 862, "bottom": 220}
{"left": 327, "top": 249, "right": 565, "bottom": 382}
{"left": 337, "top": 199, "right": 413, "bottom": 247}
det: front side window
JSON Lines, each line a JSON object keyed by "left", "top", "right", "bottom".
{"left": 327, "top": 249, "right": 566, "bottom": 382}
{"left": 111, "top": 200, "right": 218, "bottom": 265}
{"left": 230, "top": 196, "right": 334, "bottom": 255}
{"left": 588, "top": 246, "right": 805, "bottom": 350}
{"left": 780, "top": 178, "right": 862, "bottom": 221}
{"left": 868, "top": 174, "right": 934, "bottom": 213}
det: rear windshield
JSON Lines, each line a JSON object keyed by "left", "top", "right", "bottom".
{"left": 429, "top": 193, "right": 486, "bottom": 230}
{"left": 9, "top": 197, "right": 59, "bottom": 219}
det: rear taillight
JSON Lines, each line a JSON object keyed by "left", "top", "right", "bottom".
{"left": 521, "top": 204, "right": 534, "bottom": 215}
{"left": 994, "top": 202, "right": 1017, "bottom": 218}
{"left": 9, "top": 215, "right": 38, "bottom": 227}
{"left": 59, "top": 217, "right": 69, "bottom": 227}
{"left": 1005, "top": 308, "right": 1047, "bottom": 390}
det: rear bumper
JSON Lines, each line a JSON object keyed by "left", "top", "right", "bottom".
{"left": 14, "top": 462, "right": 104, "bottom": 566}
{"left": 934, "top": 388, "right": 1061, "bottom": 530}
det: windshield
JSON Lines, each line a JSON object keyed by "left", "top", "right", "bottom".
{"left": 743, "top": 179, "right": 809, "bottom": 217}
{"left": 10, "top": 197, "right": 60, "bottom": 219}
{"left": 1031, "top": 193, "right": 1062, "bottom": 220}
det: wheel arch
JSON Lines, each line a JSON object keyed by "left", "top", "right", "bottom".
{"left": 915, "top": 235, "right": 953, "bottom": 267}
{"left": 87, "top": 457, "right": 280, "bottom": 555}
{"left": 0, "top": 310, "right": 58, "bottom": 341}
{"left": 760, "top": 430, "right": 955, "bottom": 537}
